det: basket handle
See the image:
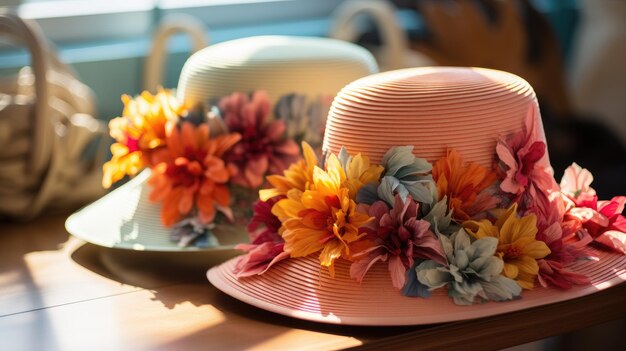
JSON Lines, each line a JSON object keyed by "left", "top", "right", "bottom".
{"left": 329, "top": 0, "right": 409, "bottom": 70}
{"left": 0, "top": 11, "right": 52, "bottom": 174}
{"left": 143, "top": 14, "right": 208, "bottom": 92}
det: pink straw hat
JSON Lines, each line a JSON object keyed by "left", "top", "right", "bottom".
{"left": 208, "top": 67, "right": 626, "bottom": 325}
{"left": 209, "top": 247, "right": 624, "bottom": 325}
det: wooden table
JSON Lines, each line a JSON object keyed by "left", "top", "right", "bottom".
{"left": 1, "top": 213, "right": 625, "bottom": 351}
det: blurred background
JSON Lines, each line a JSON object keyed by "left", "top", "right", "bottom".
{"left": 1, "top": 0, "right": 624, "bottom": 196}
{"left": 0, "top": 0, "right": 624, "bottom": 349}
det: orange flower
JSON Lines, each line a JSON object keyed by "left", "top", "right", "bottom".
{"left": 102, "top": 89, "right": 185, "bottom": 188}
{"left": 148, "top": 122, "right": 241, "bottom": 226}
{"left": 432, "top": 149, "right": 499, "bottom": 222}
{"left": 271, "top": 154, "right": 373, "bottom": 275}
{"left": 259, "top": 142, "right": 318, "bottom": 201}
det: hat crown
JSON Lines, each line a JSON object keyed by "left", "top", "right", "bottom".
{"left": 323, "top": 66, "right": 543, "bottom": 167}
{"left": 177, "top": 35, "right": 378, "bottom": 106}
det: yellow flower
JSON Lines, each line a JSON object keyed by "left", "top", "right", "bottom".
{"left": 259, "top": 142, "right": 318, "bottom": 201}
{"left": 343, "top": 152, "right": 384, "bottom": 198}
{"left": 272, "top": 154, "right": 372, "bottom": 275}
{"left": 102, "top": 143, "right": 147, "bottom": 189}
{"left": 463, "top": 203, "right": 551, "bottom": 289}
{"left": 102, "top": 89, "right": 184, "bottom": 188}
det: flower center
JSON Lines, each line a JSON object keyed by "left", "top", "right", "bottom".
{"left": 126, "top": 136, "right": 140, "bottom": 153}
{"left": 515, "top": 141, "right": 546, "bottom": 185}
{"left": 502, "top": 245, "right": 522, "bottom": 259}
{"left": 165, "top": 147, "right": 207, "bottom": 187}
{"left": 326, "top": 217, "right": 335, "bottom": 233}
{"left": 319, "top": 198, "right": 348, "bottom": 244}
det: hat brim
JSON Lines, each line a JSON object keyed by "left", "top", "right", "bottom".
{"left": 66, "top": 169, "right": 248, "bottom": 253}
{"left": 207, "top": 249, "right": 626, "bottom": 326}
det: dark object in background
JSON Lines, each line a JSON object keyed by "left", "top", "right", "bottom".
{"left": 382, "top": 0, "right": 626, "bottom": 197}
{"left": 544, "top": 114, "right": 626, "bottom": 199}
{"left": 408, "top": 0, "right": 572, "bottom": 117}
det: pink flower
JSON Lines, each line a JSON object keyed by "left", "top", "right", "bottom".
{"left": 234, "top": 241, "right": 289, "bottom": 278}
{"left": 350, "top": 195, "right": 446, "bottom": 290}
{"left": 233, "top": 242, "right": 289, "bottom": 278}
{"left": 537, "top": 259, "right": 591, "bottom": 289}
{"left": 560, "top": 163, "right": 626, "bottom": 254}
{"left": 234, "top": 197, "right": 288, "bottom": 277}
{"left": 535, "top": 218, "right": 591, "bottom": 289}
{"left": 496, "top": 104, "right": 561, "bottom": 218}
{"left": 220, "top": 91, "right": 300, "bottom": 189}
{"left": 566, "top": 196, "right": 626, "bottom": 254}
{"left": 560, "top": 162, "right": 595, "bottom": 200}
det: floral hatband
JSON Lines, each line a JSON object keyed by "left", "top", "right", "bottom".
{"left": 234, "top": 110, "right": 626, "bottom": 305}
{"left": 102, "top": 89, "right": 331, "bottom": 247}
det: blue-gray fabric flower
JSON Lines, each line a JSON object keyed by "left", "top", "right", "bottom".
{"left": 357, "top": 146, "right": 435, "bottom": 206}
{"left": 171, "top": 216, "right": 219, "bottom": 248}
{"left": 422, "top": 195, "right": 458, "bottom": 236}
{"left": 415, "top": 229, "right": 521, "bottom": 305}
{"left": 274, "top": 93, "right": 330, "bottom": 148}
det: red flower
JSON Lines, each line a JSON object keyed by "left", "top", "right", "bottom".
{"left": 234, "top": 197, "right": 288, "bottom": 277}
{"left": 247, "top": 196, "right": 284, "bottom": 245}
{"left": 220, "top": 91, "right": 300, "bottom": 189}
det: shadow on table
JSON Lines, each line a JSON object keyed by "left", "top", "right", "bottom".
{"left": 69, "top": 241, "right": 422, "bottom": 346}
{"left": 70, "top": 242, "right": 239, "bottom": 308}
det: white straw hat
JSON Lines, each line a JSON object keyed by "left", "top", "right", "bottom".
{"left": 177, "top": 35, "right": 379, "bottom": 106}
{"left": 66, "top": 36, "right": 378, "bottom": 254}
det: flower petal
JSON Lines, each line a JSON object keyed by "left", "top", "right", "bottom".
{"left": 524, "top": 240, "right": 552, "bottom": 259}
{"left": 388, "top": 255, "right": 408, "bottom": 290}
{"left": 416, "top": 261, "right": 450, "bottom": 289}
{"left": 595, "top": 230, "right": 626, "bottom": 254}
{"left": 502, "top": 263, "right": 519, "bottom": 279}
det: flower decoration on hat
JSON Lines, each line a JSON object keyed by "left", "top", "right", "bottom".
{"left": 233, "top": 196, "right": 289, "bottom": 277}
{"left": 234, "top": 106, "right": 626, "bottom": 306}
{"left": 220, "top": 91, "right": 300, "bottom": 189}
{"left": 148, "top": 122, "right": 240, "bottom": 226}
{"left": 357, "top": 146, "right": 433, "bottom": 207}
{"left": 351, "top": 194, "right": 446, "bottom": 290}
{"left": 560, "top": 163, "right": 626, "bottom": 254}
{"left": 496, "top": 104, "right": 562, "bottom": 223}
{"left": 103, "top": 89, "right": 183, "bottom": 188}
{"left": 271, "top": 151, "right": 376, "bottom": 276}
{"left": 463, "top": 203, "right": 551, "bottom": 289}
{"left": 102, "top": 89, "right": 324, "bottom": 248}
{"left": 274, "top": 93, "right": 333, "bottom": 153}
{"left": 415, "top": 229, "right": 522, "bottom": 305}
{"left": 432, "top": 149, "right": 499, "bottom": 222}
